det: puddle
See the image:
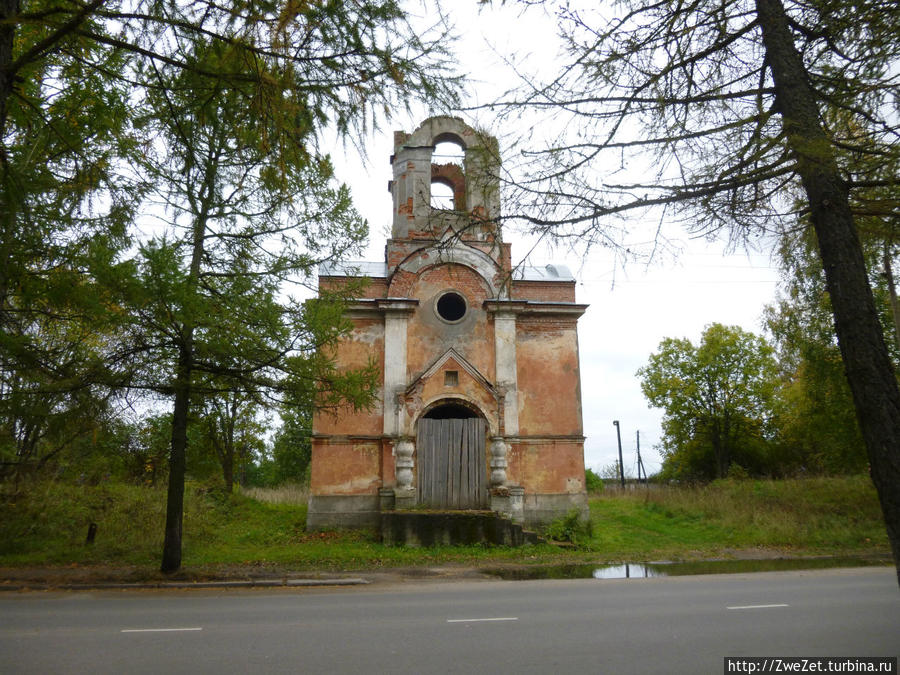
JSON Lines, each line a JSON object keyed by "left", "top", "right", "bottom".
{"left": 483, "top": 557, "right": 891, "bottom": 581}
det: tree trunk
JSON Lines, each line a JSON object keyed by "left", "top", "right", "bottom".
{"left": 222, "top": 441, "right": 234, "bottom": 494}
{"left": 711, "top": 423, "right": 727, "bottom": 479}
{"left": 208, "top": 399, "right": 235, "bottom": 493}
{"left": 0, "top": 0, "right": 17, "bottom": 144}
{"left": 882, "top": 242, "right": 900, "bottom": 353}
{"left": 0, "top": 0, "right": 18, "bottom": 301}
{"left": 757, "top": 0, "right": 900, "bottom": 585}
{"left": 160, "top": 162, "right": 210, "bottom": 573}
{"left": 223, "top": 397, "right": 236, "bottom": 493}
{"left": 160, "top": 344, "right": 191, "bottom": 574}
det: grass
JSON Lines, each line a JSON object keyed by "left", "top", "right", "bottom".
{"left": 585, "top": 477, "right": 888, "bottom": 558}
{"left": 240, "top": 483, "right": 309, "bottom": 505}
{"left": 0, "top": 476, "right": 890, "bottom": 576}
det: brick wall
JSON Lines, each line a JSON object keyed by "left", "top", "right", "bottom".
{"left": 512, "top": 280, "right": 576, "bottom": 302}
{"left": 516, "top": 317, "right": 583, "bottom": 436}
{"left": 405, "top": 263, "right": 496, "bottom": 381}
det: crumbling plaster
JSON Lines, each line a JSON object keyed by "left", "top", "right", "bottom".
{"left": 308, "top": 117, "right": 589, "bottom": 530}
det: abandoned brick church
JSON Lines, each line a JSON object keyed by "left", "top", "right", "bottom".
{"left": 307, "top": 116, "right": 588, "bottom": 530}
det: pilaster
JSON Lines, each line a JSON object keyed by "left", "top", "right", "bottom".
{"left": 490, "top": 305, "right": 523, "bottom": 435}
{"left": 380, "top": 299, "right": 417, "bottom": 437}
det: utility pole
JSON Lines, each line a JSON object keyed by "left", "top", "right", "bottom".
{"left": 613, "top": 420, "right": 625, "bottom": 488}
{"left": 636, "top": 430, "right": 647, "bottom": 483}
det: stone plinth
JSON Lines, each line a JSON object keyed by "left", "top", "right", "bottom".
{"left": 380, "top": 511, "right": 540, "bottom": 547}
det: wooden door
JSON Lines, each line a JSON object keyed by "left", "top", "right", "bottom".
{"left": 416, "top": 417, "right": 487, "bottom": 509}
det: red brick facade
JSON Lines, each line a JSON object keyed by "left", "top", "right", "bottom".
{"left": 308, "top": 117, "right": 588, "bottom": 529}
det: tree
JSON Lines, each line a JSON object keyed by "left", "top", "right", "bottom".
{"left": 0, "top": 280, "right": 123, "bottom": 484}
{"left": 197, "top": 390, "right": 267, "bottom": 493}
{"left": 764, "top": 221, "right": 900, "bottom": 474}
{"left": 271, "top": 398, "right": 314, "bottom": 486}
{"left": 126, "top": 413, "right": 173, "bottom": 487}
{"left": 584, "top": 467, "right": 604, "bottom": 492}
{"left": 3, "top": 1, "right": 460, "bottom": 574}
{"left": 490, "top": 0, "right": 900, "bottom": 583}
{"left": 129, "top": 34, "right": 394, "bottom": 571}
{"left": 638, "top": 324, "right": 780, "bottom": 480}
{"left": 1, "top": 1, "right": 138, "bottom": 486}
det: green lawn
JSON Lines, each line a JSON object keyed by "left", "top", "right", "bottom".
{"left": 585, "top": 477, "right": 887, "bottom": 558}
{"left": 0, "top": 476, "right": 889, "bottom": 575}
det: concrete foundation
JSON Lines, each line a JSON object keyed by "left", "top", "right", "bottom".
{"left": 306, "top": 495, "right": 381, "bottom": 530}
{"left": 308, "top": 490, "right": 587, "bottom": 532}
{"left": 523, "top": 492, "right": 590, "bottom": 529}
{"left": 381, "top": 511, "right": 540, "bottom": 547}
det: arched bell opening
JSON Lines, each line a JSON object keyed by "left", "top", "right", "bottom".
{"left": 416, "top": 400, "right": 489, "bottom": 509}
{"left": 430, "top": 179, "right": 456, "bottom": 210}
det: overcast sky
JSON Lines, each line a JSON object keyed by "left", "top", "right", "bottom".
{"left": 329, "top": 2, "right": 782, "bottom": 475}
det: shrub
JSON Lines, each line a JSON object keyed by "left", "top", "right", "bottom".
{"left": 726, "top": 464, "right": 751, "bottom": 481}
{"left": 585, "top": 468, "right": 604, "bottom": 493}
{"left": 545, "top": 509, "right": 593, "bottom": 546}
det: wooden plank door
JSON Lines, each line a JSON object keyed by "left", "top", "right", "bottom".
{"left": 417, "top": 417, "right": 487, "bottom": 509}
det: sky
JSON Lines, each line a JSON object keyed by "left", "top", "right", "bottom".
{"left": 329, "top": 2, "right": 783, "bottom": 475}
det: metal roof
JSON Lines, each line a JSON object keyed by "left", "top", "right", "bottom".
{"left": 318, "top": 261, "right": 388, "bottom": 277}
{"left": 319, "top": 260, "right": 575, "bottom": 282}
{"left": 513, "top": 264, "right": 575, "bottom": 281}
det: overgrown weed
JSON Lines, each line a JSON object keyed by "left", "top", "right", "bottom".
{"left": 0, "top": 475, "right": 888, "bottom": 570}
{"left": 588, "top": 475, "right": 885, "bottom": 555}
{"left": 545, "top": 509, "right": 593, "bottom": 546}
{"left": 240, "top": 483, "right": 309, "bottom": 505}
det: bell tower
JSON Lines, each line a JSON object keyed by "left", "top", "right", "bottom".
{"left": 387, "top": 116, "right": 504, "bottom": 272}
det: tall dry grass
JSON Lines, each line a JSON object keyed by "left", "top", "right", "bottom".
{"left": 591, "top": 475, "right": 886, "bottom": 551}
{"left": 240, "top": 483, "right": 309, "bottom": 505}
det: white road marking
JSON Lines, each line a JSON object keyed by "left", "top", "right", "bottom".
{"left": 726, "top": 604, "right": 789, "bottom": 610}
{"left": 121, "top": 627, "right": 203, "bottom": 633}
{"left": 446, "top": 617, "right": 519, "bottom": 623}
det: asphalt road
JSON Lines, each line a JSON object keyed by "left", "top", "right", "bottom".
{"left": 1, "top": 567, "right": 897, "bottom": 674}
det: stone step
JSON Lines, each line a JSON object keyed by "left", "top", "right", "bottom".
{"left": 381, "top": 510, "right": 542, "bottom": 547}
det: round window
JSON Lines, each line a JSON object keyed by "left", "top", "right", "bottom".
{"left": 435, "top": 291, "right": 467, "bottom": 323}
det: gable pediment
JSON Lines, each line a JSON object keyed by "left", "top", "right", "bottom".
{"left": 406, "top": 348, "right": 497, "bottom": 400}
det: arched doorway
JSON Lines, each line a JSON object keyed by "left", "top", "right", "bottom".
{"left": 416, "top": 402, "right": 488, "bottom": 509}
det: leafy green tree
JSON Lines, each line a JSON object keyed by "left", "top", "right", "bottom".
{"left": 764, "top": 114, "right": 900, "bottom": 475}
{"left": 764, "top": 228, "right": 892, "bottom": 474}
{"left": 126, "top": 414, "right": 173, "bottom": 487}
{"left": 3, "top": 1, "right": 458, "bottom": 574}
{"left": 639, "top": 324, "right": 781, "bottom": 480}
{"left": 584, "top": 468, "right": 604, "bottom": 493}
{"left": 0, "top": 308, "right": 119, "bottom": 481}
{"left": 128, "top": 38, "right": 383, "bottom": 572}
{"left": 491, "top": 0, "right": 900, "bottom": 583}
{"left": 1, "top": 2, "right": 138, "bottom": 484}
{"left": 196, "top": 390, "right": 267, "bottom": 493}
{"left": 271, "top": 399, "right": 313, "bottom": 486}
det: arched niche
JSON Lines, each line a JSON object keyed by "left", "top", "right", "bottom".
{"left": 421, "top": 399, "right": 483, "bottom": 420}
{"left": 415, "top": 398, "right": 490, "bottom": 509}
{"left": 390, "top": 243, "right": 506, "bottom": 299}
